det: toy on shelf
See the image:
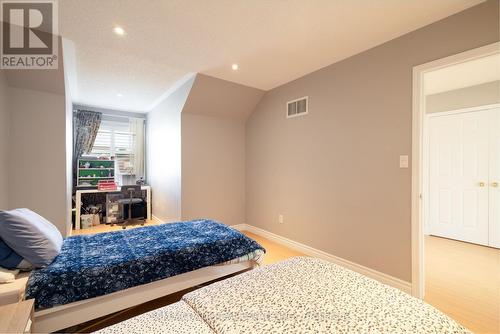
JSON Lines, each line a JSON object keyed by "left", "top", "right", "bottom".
{"left": 77, "top": 157, "right": 115, "bottom": 188}
{"left": 98, "top": 180, "right": 118, "bottom": 191}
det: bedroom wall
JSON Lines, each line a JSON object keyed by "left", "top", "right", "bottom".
{"left": 0, "top": 71, "right": 9, "bottom": 209}
{"left": 4, "top": 40, "right": 72, "bottom": 236}
{"left": 426, "top": 80, "right": 500, "bottom": 113}
{"left": 181, "top": 113, "right": 246, "bottom": 226}
{"left": 246, "top": 0, "right": 499, "bottom": 283}
{"left": 7, "top": 87, "right": 69, "bottom": 235}
{"left": 147, "top": 76, "right": 195, "bottom": 222}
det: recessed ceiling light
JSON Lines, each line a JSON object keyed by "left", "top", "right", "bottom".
{"left": 113, "top": 26, "right": 125, "bottom": 36}
{"left": 117, "top": 93, "right": 123, "bottom": 98}
{"left": 232, "top": 64, "right": 238, "bottom": 71}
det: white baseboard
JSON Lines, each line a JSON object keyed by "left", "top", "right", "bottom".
{"left": 151, "top": 215, "right": 164, "bottom": 224}
{"left": 231, "top": 223, "right": 246, "bottom": 231}
{"left": 234, "top": 223, "right": 412, "bottom": 294}
{"left": 151, "top": 215, "right": 184, "bottom": 224}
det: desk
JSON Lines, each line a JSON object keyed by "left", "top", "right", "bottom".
{"left": 75, "top": 186, "right": 151, "bottom": 230}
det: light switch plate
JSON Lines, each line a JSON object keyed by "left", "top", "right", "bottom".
{"left": 399, "top": 155, "right": 409, "bottom": 168}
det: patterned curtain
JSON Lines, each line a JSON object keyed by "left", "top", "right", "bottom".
{"left": 73, "top": 110, "right": 102, "bottom": 191}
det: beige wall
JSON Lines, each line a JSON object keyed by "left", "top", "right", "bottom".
{"left": 147, "top": 77, "right": 195, "bottom": 222}
{"left": 7, "top": 87, "right": 70, "bottom": 235}
{"left": 246, "top": 0, "right": 499, "bottom": 282}
{"left": 0, "top": 71, "right": 9, "bottom": 209}
{"left": 1, "top": 39, "right": 71, "bottom": 235}
{"left": 426, "top": 80, "right": 500, "bottom": 113}
{"left": 181, "top": 113, "right": 246, "bottom": 225}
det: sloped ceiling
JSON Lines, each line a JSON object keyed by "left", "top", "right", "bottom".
{"left": 58, "top": 0, "right": 486, "bottom": 112}
{"left": 4, "top": 39, "right": 65, "bottom": 95}
{"left": 182, "top": 74, "right": 265, "bottom": 121}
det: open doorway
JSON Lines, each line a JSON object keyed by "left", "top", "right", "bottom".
{"left": 412, "top": 43, "right": 500, "bottom": 333}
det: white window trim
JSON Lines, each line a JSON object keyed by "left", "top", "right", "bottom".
{"left": 286, "top": 96, "right": 309, "bottom": 119}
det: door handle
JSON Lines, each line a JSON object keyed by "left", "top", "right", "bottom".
{"left": 479, "top": 182, "right": 486, "bottom": 187}
{"left": 492, "top": 182, "right": 499, "bottom": 188}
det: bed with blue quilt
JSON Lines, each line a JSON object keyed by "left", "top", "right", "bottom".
{"left": 25, "top": 219, "right": 265, "bottom": 312}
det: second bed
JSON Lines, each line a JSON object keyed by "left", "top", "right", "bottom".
{"left": 97, "top": 257, "right": 470, "bottom": 334}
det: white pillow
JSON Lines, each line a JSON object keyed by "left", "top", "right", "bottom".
{"left": 0, "top": 209, "right": 63, "bottom": 268}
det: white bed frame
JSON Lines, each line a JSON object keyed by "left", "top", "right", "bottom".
{"left": 33, "top": 260, "right": 257, "bottom": 333}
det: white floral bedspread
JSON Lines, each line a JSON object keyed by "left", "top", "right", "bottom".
{"left": 98, "top": 257, "right": 470, "bottom": 334}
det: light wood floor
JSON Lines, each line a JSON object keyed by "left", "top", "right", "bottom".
{"left": 425, "top": 236, "right": 500, "bottom": 334}
{"left": 71, "top": 220, "right": 161, "bottom": 236}
{"left": 72, "top": 224, "right": 498, "bottom": 333}
{"left": 242, "top": 231, "right": 305, "bottom": 265}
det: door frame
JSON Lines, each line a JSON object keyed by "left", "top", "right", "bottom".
{"left": 411, "top": 42, "right": 500, "bottom": 299}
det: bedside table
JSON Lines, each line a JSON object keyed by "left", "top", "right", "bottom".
{"left": 0, "top": 299, "right": 34, "bottom": 333}
{"left": 0, "top": 272, "right": 30, "bottom": 306}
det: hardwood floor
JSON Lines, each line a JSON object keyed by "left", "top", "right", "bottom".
{"left": 425, "top": 236, "right": 500, "bottom": 334}
{"left": 242, "top": 231, "right": 305, "bottom": 265}
{"left": 71, "top": 220, "right": 161, "bottom": 236}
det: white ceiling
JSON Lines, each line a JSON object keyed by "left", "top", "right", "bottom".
{"left": 424, "top": 53, "right": 500, "bottom": 95}
{"left": 59, "top": 0, "right": 485, "bottom": 112}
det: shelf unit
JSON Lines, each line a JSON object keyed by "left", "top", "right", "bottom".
{"left": 77, "top": 158, "right": 115, "bottom": 188}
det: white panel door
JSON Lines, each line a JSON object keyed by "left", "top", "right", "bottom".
{"left": 429, "top": 110, "right": 490, "bottom": 246}
{"left": 489, "top": 108, "right": 500, "bottom": 248}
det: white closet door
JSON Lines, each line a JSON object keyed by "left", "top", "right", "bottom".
{"left": 429, "top": 110, "right": 490, "bottom": 246}
{"left": 489, "top": 108, "right": 500, "bottom": 248}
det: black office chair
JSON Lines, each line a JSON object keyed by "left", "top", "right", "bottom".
{"left": 117, "top": 185, "right": 146, "bottom": 229}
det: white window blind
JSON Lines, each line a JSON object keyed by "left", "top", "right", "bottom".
{"left": 88, "top": 119, "right": 136, "bottom": 174}
{"left": 92, "top": 130, "right": 112, "bottom": 154}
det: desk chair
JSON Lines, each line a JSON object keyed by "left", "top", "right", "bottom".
{"left": 117, "top": 185, "right": 146, "bottom": 229}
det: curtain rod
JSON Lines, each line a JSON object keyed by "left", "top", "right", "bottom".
{"left": 102, "top": 113, "right": 145, "bottom": 120}
{"left": 73, "top": 110, "right": 146, "bottom": 120}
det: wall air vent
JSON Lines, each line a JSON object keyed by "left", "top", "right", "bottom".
{"left": 286, "top": 96, "right": 308, "bottom": 118}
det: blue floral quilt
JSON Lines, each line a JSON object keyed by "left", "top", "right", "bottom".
{"left": 25, "top": 219, "right": 265, "bottom": 310}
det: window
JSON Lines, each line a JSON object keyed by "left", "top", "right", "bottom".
{"left": 88, "top": 120, "right": 135, "bottom": 174}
